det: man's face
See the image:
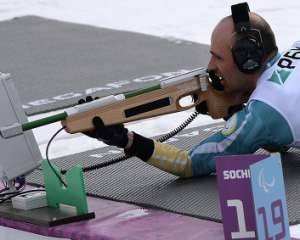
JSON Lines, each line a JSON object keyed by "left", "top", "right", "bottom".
{"left": 207, "top": 19, "right": 251, "bottom": 94}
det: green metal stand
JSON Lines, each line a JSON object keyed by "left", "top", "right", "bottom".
{"left": 42, "top": 160, "right": 89, "bottom": 215}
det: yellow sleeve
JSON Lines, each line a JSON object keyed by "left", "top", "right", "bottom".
{"left": 146, "top": 141, "right": 193, "bottom": 178}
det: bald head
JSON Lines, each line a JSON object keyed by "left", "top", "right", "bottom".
{"left": 212, "top": 12, "right": 277, "bottom": 57}
{"left": 207, "top": 11, "right": 277, "bottom": 95}
{"left": 211, "top": 17, "right": 234, "bottom": 52}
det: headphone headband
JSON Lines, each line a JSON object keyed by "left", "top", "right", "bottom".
{"left": 231, "top": 2, "right": 251, "bottom": 33}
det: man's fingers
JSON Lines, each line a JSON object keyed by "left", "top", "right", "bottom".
{"left": 113, "top": 124, "right": 126, "bottom": 133}
{"left": 78, "top": 98, "right": 85, "bottom": 104}
{"left": 92, "top": 116, "right": 112, "bottom": 140}
{"left": 78, "top": 96, "right": 98, "bottom": 105}
{"left": 86, "top": 96, "right": 93, "bottom": 102}
{"left": 92, "top": 117, "right": 105, "bottom": 130}
{"left": 195, "top": 101, "right": 208, "bottom": 114}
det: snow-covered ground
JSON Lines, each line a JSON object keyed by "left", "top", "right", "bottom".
{"left": 1, "top": 0, "right": 300, "bottom": 238}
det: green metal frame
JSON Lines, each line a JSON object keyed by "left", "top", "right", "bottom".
{"left": 41, "top": 160, "right": 88, "bottom": 215}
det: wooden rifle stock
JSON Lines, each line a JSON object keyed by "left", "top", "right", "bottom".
{"left": 62, "top": 68, "right": 245, "bottom": 134}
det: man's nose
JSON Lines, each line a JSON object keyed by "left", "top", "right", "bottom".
{"left": 207, "top": 57, "right": 216, "bottom": 71}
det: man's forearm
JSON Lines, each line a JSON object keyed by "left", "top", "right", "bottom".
{"left": 124, "top": 131, "right": 155, "bottom": 161}
{"left": 148, "top": 141, "right": 193, "bottom": 178}
{"left": 125, "top": 132, "right": 193, "bottom": 178}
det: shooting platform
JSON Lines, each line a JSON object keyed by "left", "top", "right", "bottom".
{"left": 27, "top": 124, "right": 300, "bottom": 225}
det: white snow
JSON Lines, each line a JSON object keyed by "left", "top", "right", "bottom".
{"left": 0, "top": 0, "right": 299, "bottom": 50}
{"left": 1, "top": 0, "right": 300, "bottom": 238}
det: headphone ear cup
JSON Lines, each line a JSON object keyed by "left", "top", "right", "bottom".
{"left": 232, "top": 36, "right": 263, "bottom": 74}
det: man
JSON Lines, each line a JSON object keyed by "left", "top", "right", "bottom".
{"left": 82, "top": 3, "right": 300, "bottom": 178}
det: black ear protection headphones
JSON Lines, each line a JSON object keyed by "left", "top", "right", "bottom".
{"left": 231, "top": 2, "right": 264, "bottom": 74}
{"left": 207, "top": 2, "right": 265, "bottom": 91}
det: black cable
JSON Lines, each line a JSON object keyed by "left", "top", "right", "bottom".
{"left": 46, "top": 127, "right": 67, "bottom": 187}
{"left": 61, "top": 111, "right": 199, "bottom": 173}
{"left": 155, "top": 111, "right": 199, "bottom": 142}
{"left": 0, "top": 187, "right": 9, "bottom": 194}
{"left": 0, "top": 191, "right": 19, "bottom": 197}
{"left": 0, "top": 186, "right": 26, "bottom": 199}
{"left": 40, "top": 111, "right": 199, "bottom": 175}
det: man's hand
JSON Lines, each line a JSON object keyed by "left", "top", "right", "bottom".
{"left": 195, "top": 101, "right": 209, "bottom": 115}
{"left": 78, "top": 96, "right": 129, "bottom": 148}
{"left": 192, "top": 94, "right": 209, "bottom": 115}
{"left": 193, "top": 92, "right": 245, "bottom": 120}
{"left": 90, "top": 117, "right": 129, "bottom": 148}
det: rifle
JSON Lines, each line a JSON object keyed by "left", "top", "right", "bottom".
{"left": 0, "top": 68, "right": 243, "bottom": 138}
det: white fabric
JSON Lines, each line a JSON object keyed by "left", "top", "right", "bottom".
{"left": 250, "top": 41, "right": 300, "bottom": 146}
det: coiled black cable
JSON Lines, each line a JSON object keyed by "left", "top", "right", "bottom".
{"left": 155, "top": 110, "right": 199, "bottom": 143}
